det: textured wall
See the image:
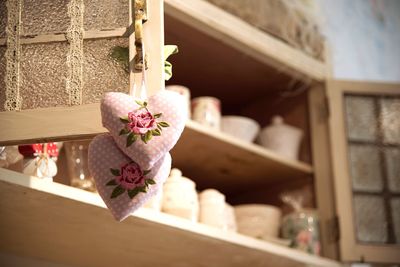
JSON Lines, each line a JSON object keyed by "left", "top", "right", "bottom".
{"left": 319, "top": 0, "right": 400, "bottom": 82}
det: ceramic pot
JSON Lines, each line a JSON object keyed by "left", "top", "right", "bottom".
{"left": 221, "top": 116, "right": 260, "bottom": 142}
{"left": 199, "top": 189, "right": 226, "bottom": 229}
{"left": 191, "top": 97, "right": 221, "bottom": 129}
{"left": 166, "top": 85, "right": 191, "bottom": 119}
{"left": 235, "top": 204, "right": 282, "bottom": 239}
{"left": 162, "top": 168, "right": 199, "bottom": 222}
{"left": 258, "top": 116, "right": 303, "bottom": 160}
{"left": 281, "top": 209, "right": 321, "bottom": 255}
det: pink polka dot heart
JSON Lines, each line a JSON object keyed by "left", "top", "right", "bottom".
{"left": 88, "top": 134, "right": 172, "bottom": 221}
{"left": 101, "top": 90, "right": 187, "bottom": 170}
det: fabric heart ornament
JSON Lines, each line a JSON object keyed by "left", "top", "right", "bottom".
{"left": 88, "top": 134, "right": 172, "bottom": 221}
{"left": 101, "top": 90, "right": 186, "bottom": 170}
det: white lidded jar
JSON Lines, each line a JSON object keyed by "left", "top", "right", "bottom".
{"left": 162, "top": 168, "right": 199, "bottom": 222}
{"left": 166, "top": 85, "right": 191, "bottom": 119}
{"left": 199, "top": 189, "right": 227, "bottom": 229}
{"left": 258, "top": 116, "right": 303, "bottom": 160}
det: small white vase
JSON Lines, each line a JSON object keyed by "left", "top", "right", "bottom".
{"left": 258, "top": 116, "right": 303, "bottom": 160}
{"left": 162, "top": 168, "right": 199, "bottom": 222}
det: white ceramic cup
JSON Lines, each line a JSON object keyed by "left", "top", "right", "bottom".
{"left": 221, "top": 116, "right": 260, "bottom": 142}
{"left": 235, "top": 204, "right": 282, "bottom": 239}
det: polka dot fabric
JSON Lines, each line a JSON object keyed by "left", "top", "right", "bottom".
{"left": 101, "top": 90, "right": 187, "bottom": 170}
{"left": 88, "top": 134, "right": 172, "bottom": 221}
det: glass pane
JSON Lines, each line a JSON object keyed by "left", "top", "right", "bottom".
{"left": 82, "top": 38, "right": 129, "bottom": 104}
{"left": 84, "top": 0, "right": 129, "bottom": 31}
{"left": 0, "top": 46, "right": 6, "bottom": 110}
{"left": 385, "top": 148, "right": 400, "bottom": 193}
{"left": 21, "top": 0, "right": 69, "bottom": 35}
{"left": 391, "top": 198, "right": 400, "bottom": 243}
{"left": 349, "top": 144, "right": 383, "bottom": 192}
{"left": 380, "top": 97, "right": 400, "bottom": 144}
{"left": 20, "top": 43, "right": 69, "bottom": 110}
{"left": 0, "top": 0, "right": 7, "bottom": 38}
{"left": 345, "top": 95, "right": 378, "bottom": 142}
{"left": 354, "top": 195, "right": 388, "bottom": 243}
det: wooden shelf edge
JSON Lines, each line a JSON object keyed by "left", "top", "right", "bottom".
{"left": 186, "top": 120, "right": 313, "bottom": 174}
{"left": 164, "top": 0, "right": 327, "bottom": 82}
{"left": 0, "top": 169, "right": 341, "bottom": 267}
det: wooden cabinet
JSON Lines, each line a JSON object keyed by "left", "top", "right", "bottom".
{"left": 328, "top": 81, "right": 400, "bottom": 263}
{"left": 0, "top": 0, "right": 398, "bottom": 266}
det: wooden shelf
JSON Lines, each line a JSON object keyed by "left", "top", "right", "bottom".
{"left": 164, "top": 0, "right": 326, "bottom": 86}
{"left": 172, "top": 120, "right": 313, "bottom": 194}
{"left": 0, "top": 169, "right": 340, "bottom": 267}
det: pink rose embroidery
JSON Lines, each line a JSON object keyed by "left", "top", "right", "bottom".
{"left": 117, "top": 162, "right": 145, "bottom": 190}
{"left": 119, "top": 100, "right": 170, "bottom": 146}
{"left": 127, "top": 109, "right": 157, "bottom": 135}
{"left": 106, "top": 161, "right": 156, "bottom": 199}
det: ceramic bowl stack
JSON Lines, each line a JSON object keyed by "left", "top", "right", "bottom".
{"left": 234, "top": 204, "right": 282, "bottom": 240}
{"left": 221, "top": 116, "right": 260, "bottom": 143}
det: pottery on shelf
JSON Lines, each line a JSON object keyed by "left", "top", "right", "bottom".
{"left": 234, "top": 204, "right": 282, "bottom": 239}
{"left": 221, "top": 115, "right": 260, "bottom": 142}
{"left": 258, "top": 116, "right": 303, "bottom": 160}
{"left": 191, "top": 96, "right": 221, "bottom": 129}
{"left": 166, "top": 85, "right": 191, "bottom": 119}
{"left": 162, "top": 168, "right": 199, "bottom": 222}
{"left": 199, "top": 189, "right": 227, "bottom": 229}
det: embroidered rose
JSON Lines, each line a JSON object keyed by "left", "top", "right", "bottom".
{"left": 116, "top": 162, "right": 145, "bottom": 190}
{"left": 127, "top": 109, "right": 157, "bottom": 135}
{"left": 119, "top": 100, "right": 170, "bottom": 146}
{"left": 106, "top": 161, "right": 156, "bottom": 199}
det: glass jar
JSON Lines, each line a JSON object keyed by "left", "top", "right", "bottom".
{"left": 281, "top": 209, "right": 320, "bottom": 255}
{"left": 65, "top": 141, "right": 96, "bottom": 192}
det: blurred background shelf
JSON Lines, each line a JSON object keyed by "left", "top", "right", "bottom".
{"left": 172, "top": 120, "right": 313, "bottom": 194}
{"left": 0, "top": 169, "right": 340, "bottom": 267}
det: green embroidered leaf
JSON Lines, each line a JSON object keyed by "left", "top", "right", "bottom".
{"left": 135, "top": 100, "right": 144, "bottom": 107}
{"left": 144, "top": 130, "right": 153, "bottom": 143}
{"left": 153, "top": 113, "right": 162, "bottom": 118}
{"left": 126, "top": 133, "right": 137, "bottom": 147}
{"left": 106, "top": 179, "right": 117, "bottom": 186}
{"left": 138, "top": 186, "right": 147, "bottom": 193}
{"left": 143, "top": 170, "right": 151, "bottom": 176}
{"left": 143, "top": 101, "right": 148, "bottom": 107}
{"left": 146, "top": 178, "right": 156, "bottom": 185}
{"left": 128, "top": 187, "right": 140, "bottom": 199}
{"left": 157, "top": 124, "right": 163, "bottom": 131}
{"left": 152, "top": 129, "right": 161, "bottom": 136}
{"left": 158, "top": 121, "right": 170, "bottom": 128}
{"left": 120, "top": 117, "right": 129, "bottom": 123}
{"left": 119, "top": 128, "right": 130, "bottom": 136}
{"left": 111, "top": 185, "right": 125, "bottom": 199}
{"left": 110, "top": 168, "right": 120, "bottom": 176}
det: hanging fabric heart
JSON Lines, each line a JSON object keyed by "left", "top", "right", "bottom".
{"left": 101, "top": 90, "right": 187, "bottom": 170}
{"left": 88, "top": 134, "right": 172, "bottom": 221}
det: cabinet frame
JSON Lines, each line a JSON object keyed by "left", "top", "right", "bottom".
{"left": 327, "top": 80, "right": 400, "bottom": 263}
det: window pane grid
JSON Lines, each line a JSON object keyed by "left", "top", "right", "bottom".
{"left": 345, "top": 94, "right": 400, "bottom": 244}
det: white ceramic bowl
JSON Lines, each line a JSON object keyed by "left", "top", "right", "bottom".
{"left": 234, "top": 204, "right": 282, "bottom": 239}
{"left": 221, "top": 116, "right": 260, "bottom": 142}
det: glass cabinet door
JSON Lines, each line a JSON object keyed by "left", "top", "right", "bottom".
{"left": 328, "top": 80, "right": 400, "bottom": 263}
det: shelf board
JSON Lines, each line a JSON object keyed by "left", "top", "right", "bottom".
{"left": 0, "top": 169, "right": 341, "bottom": 267}
{"left": 171, "top": 120, "right": 313, "bottom": 194}
{"left": 164, "top": 0, "right": 326, "bottom": 84}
